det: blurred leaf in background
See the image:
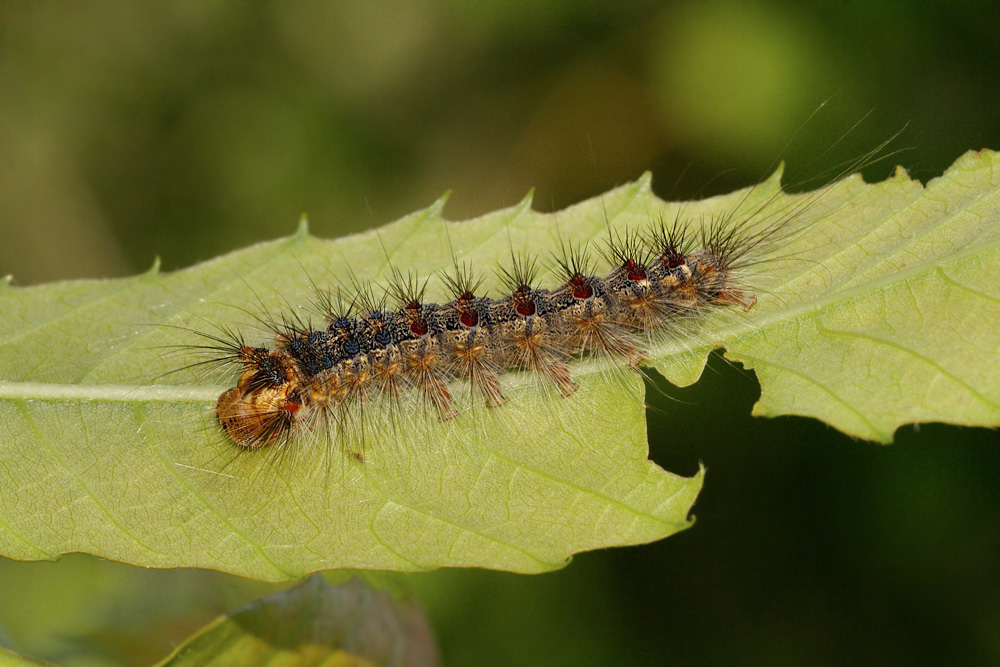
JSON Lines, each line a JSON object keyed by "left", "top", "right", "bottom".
{"left": 1, "top": 1, "right": 999, "bottom": 666}
{"left": 161, "top": 576, "right": 438, "bottom": 667}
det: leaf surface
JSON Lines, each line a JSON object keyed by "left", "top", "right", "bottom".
{"left": 0, "top": 150, "right": 996, "bottom": 579}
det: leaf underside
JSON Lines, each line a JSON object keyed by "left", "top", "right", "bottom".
{"left": 0, "top": 150, "right": 997, "bottom": 580}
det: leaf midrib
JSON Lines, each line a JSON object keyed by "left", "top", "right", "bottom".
{"left": 6, "top": 238, "right": 994, "bottom": 405}
{"left": 0, "top": 381, "right": 217, "bottom": 403}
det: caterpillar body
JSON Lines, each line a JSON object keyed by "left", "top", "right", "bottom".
{"left": 196, "top": 213, "right": 765, "bottom": 451}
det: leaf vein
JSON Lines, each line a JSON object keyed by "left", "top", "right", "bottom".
{"left": 814, "top": 323, "right": 999, "bottom": 411}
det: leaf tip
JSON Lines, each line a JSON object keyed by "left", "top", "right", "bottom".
{"left": 518, "top": 187, "right": 536, "bottom": 211}
{"left": 430, "top": 190, "right": 452, "bottom": 217}
{"left": 636, "top": 171, "right": 654, "bottom": 192}
{"left": 295, "top": 214, "right": 310, "bottom": 240}
{"left": 145, "top": 256, "right": 161, "bottom": 277}
{"left": 889, "top": 164, "right": 912, "bottom": 183}
{"left": 766, "top": 161, "right": 786, "bottom": 188}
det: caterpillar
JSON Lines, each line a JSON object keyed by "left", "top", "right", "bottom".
{"left": 186, "top": 217, "right": 765, "bottom": 450}
{"left": 182, "top": 135, "right": 892, "bottom": 457}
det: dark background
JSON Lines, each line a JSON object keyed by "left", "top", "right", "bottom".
{"left": 1, "top": 2, "right": 998, "bottom": 665}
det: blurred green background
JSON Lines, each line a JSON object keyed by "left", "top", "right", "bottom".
{"left": 1, "top": 1, "right": 998, "bottom": 665}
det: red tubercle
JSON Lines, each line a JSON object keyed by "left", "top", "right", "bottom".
{"left": 513, "top": 285, "right": 536, "bottom": 317}
{"left": 404, "top": 301, "right": 428, "bottom": 335}
{"left": 282, "top": 401, "right": 301, "bottom": 413}
{"left": 456, "top": 291, "right": 480, "bottom": 327}
{"left": 625, "top": 260, "right": 647, "bottom": 281}
{"left": 570, "top": 275, "right": 593, "bottom": 299}
{"left": 515, "top": 301, "right": 536, "bottom": 317}
{"left": 660, "top": 252, "right": 686, "bottom": 269}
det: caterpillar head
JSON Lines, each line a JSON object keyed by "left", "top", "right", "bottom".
{"left": 215, "top": 385, "right": 302, "bottom": 450}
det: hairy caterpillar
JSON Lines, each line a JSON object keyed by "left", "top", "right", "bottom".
{"left": 179, "top": 137, "right": 892, "bottom": 458}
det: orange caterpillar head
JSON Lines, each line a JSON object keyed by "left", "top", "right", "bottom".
{"left": 216, "top": 385, "right": 302, "bottom": 449}
{"left": 215, "top": 348, "right": 303, "bottom": 449}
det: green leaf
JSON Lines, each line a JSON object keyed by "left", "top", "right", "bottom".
{"left": 0, "top": 150, "right": 996, "bottom": 580}
{"left": 158, "top": 576, "right": 437, "bottom": 667}
{"left": 709, "top": 149, "right": 1000, "bottom": 441}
